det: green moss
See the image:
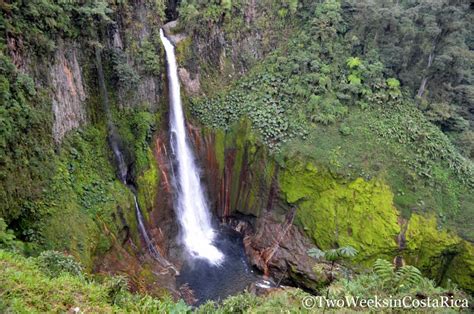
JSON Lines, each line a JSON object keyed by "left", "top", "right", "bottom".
{"left": 175, "top": 37, "right": 192, "bottom": 66}
{"left": 224, "top": 120, "right": 267, "bottom": 215}
{"left": 404, "top": 213, "right": 474, "bottom": 292}
{"left": 0, "top": 53, "right": 55, "bottom": 224}
{"left": 214, "top": 128, "right": 226, "bottom": 173}
{"left": 37, "top": 126, "right": 136, "bottom": 270}
{"left": 445, "top": 241, "right": 474, "bottom": 293}
{"left": 226, "top": 120, "right": 251, "bottom": 210}
{"left": 136, "top": 148, "right": 160, "bottom": 221}
{"left": 113, "top": 108, "right": 159, "bottom": 174}
{"left": 280, "top": 159, "right": 400, "bottom": 264}
{"left": 404, "top": 214, "right": 460, "bottom": 264}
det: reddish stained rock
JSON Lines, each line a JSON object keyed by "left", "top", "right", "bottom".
{"left": 243, "top": 212, "right": 338, "bottom": 292}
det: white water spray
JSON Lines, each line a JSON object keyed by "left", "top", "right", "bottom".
{"left": 160, "top": 29, "right": 224, "bottom": 265}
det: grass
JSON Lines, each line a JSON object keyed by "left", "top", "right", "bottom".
{"left": 0, "top": 250, "right": 190, "bottom": 313}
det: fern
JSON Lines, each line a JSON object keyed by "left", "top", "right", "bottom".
{"left": 346, "top": 56, "right": 362, "bottom": 69}
{"left": 373, "top": 259, "right": 393, "bottom": 282}
{"left": 324, "top": 249, "right": 340, "bottom": 261}
{"left": 395, "top": 265, "right": 423, "bottom": 289}
{"left": 373, "top": 259, "right": 424, "bottom": 293}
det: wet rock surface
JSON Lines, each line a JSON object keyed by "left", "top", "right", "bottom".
{"left": 242, "top": 212, "right": 335, "bottom": 292}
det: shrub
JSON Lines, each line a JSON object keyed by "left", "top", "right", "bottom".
{"left": 0, "top": 219, "right": 23, "bottom": 252}
{"left": 327, "top": 259, "right": 468, "bottom": 301}
{"left": 110, "top": 49, "right": 139, "bottom": 89}
{"left": 36, "top": 250, "right": 83, "bottom": 278}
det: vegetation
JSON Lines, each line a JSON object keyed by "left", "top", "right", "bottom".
{"left": 343, "top": 0, "right": 473, "bottom": 153}
{"left": 36, "top": 250, "right": 84, "bottom": 278}
{"left": 189, "top": 0, "right": 472, "bottom": 196}
{"left": 327, "top": 259, "right": 470, "bottom": 308}
{"left": 0, "top": 218, "right": 23, "bottom": 252}
{"left": 308, "top": 246, "right": 358, "bottom": 312}
{"left": 0, "top": 250, "right": 190, "bottom": 313}
{"left": 185, "top": 0, "right": 473, "bottom": 292}
{"left": 196, "top": 289, "right": 312, "bottom": 314}
{"left": 280, "top": 160, "right": 401, "bottom": 264}
{"left": 1, "top": 0, "right": 113, "bottom": 54}
{"left": 1, "top": 0, "right": 473, "bottom": 310}
{"left": 0, "top": 52, "right": 55, "bottom": 224}
{"left": 189, "top": 0, "right": 473, "bottom": 234}
{"left": 1, "top": 247, "right": 466, "bottom": 313}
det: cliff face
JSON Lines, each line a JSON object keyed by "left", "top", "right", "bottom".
{"left": 50, "top": 44, "right": 87, "bottom": 142}
{"left": 2, "top": 0, "right": 473, "bottom": 297}
{"left": 45, "top": 0, "right": 166, "bottom": 140}
{"left": 162, "top": 8, "right": 473, "bottom": 292}
{"left": 1, "top": 0, "right": 171, "bottom": 293}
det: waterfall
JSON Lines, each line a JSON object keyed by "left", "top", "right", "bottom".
{"left": 95, "top": 47, "right": 176, "bottom": 272}
{"left": 160, "top": 29, "right": 224, "bottom": 265}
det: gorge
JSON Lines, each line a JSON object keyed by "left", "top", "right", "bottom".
{"left": 0, "top": 0, "right": 473, "bottom": 312}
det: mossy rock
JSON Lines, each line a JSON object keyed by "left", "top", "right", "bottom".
{"left": 404, "top": 213, "right": 474, "bottom": 293}
{"left": 279, "top": 159, "right": 400, "bottom": 264}
{"left": 445, "top": 241, "right": 474, "bottom": 293}
{"left": 175, "top": 36, "right": 193, "bottom": 66}
{"left": 224, "top": 119, "right": 276, "bottom": 217}
{"left": 136, "top": 148, "right": 160, "bottom": 221}
{"left": 38, "top": 127, "right": 137, "bottom": 270}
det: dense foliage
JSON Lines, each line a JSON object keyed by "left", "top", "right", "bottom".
{"left": 343, "top": 0, "right": 473, "bottom": 152}
{"left": 1, "top": 246, "right": 467, "bottom": 313}
{"left": 0, "top": 0, "right": 164, "bottom": 247}
{"left": 189, "top": 1, "right": 473, "bottom": 233}
{"left": 1, "top": 0, "right": 112, "bottom": 54}
{"left": 1, "top": 0, "right": 473, "bottom": 310}
{"left": 0, "top": 52, "right": 54, "bottom": 223}
{"left": 0, "top": 250, "right": 190, "bottom": 313}
{"left": 0, "top": 0, "right": 119, "bottom": 231}
{"left": 327, "top": 259, "right": 470, "bottom": 307}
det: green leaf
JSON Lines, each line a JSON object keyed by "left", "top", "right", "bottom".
{"left": 307, "top": 248, "right": 325, "bottom": 259}
{"left": 386, "top": 78, "right": 400, "bottom": 89}
{"left": 346, "top": 57, "right": 362, "bottom": 69}
{"left": 373, "top": 259, "right": 393, "bottom": 281}
{"left": 337, "top": 246, "right": 358, "bottom": 258}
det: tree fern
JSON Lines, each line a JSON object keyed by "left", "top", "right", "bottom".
{"left": 373, "top": 259, "right": 424, "bottom": 292}
{"left": 346, "top": 57, "right": 361, "bottom": 69}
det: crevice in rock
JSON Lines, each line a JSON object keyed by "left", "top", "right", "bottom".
{"left": 165, "top": 0, "right": 180, "bottom": 23}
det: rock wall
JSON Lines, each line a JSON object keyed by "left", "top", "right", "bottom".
{"left": 181, "top": 118, "right": 474, "bottom": 292}
{"left": 110, "top": 0, "right": 164, "bottom": 110}
{"left": 50, "top": 44, "right": 87, "bottom": 142}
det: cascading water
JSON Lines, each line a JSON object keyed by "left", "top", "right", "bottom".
{"left": 95, "top": 47, "right": 175, "bottom": 272}
{"left": 160, "top": 29, "right": 224, "bottom": 265}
